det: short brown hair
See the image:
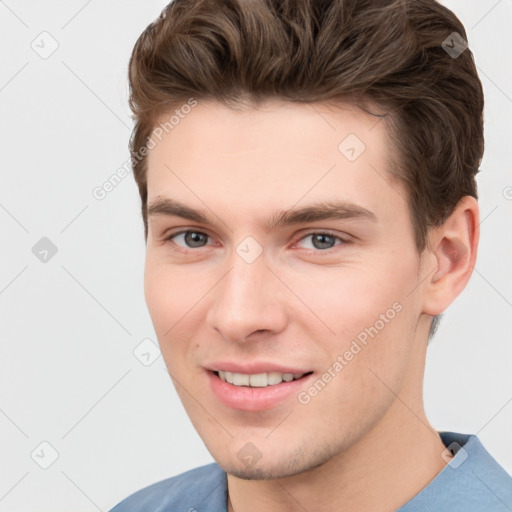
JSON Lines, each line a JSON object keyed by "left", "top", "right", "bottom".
{"left": 128, "top": 0, "right": 484, "bottom": 253}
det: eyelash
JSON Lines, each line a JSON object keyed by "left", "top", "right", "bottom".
{"left": 163, "top": 229, "right": 350, "bottom": 253}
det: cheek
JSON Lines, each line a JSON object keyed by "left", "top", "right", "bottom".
{"left": 144, "top": 252, "right": 198, "bottom": 325}
{"left": 286, "top": 259, "right": 411, "bottom": 339}
{"left": 287, "top": 256, "right": 418, "bottom": 385}
{"left": 144, "top": 256, "right": 199, "bottom": 352}
{"left": 336, "top": 289, "right": 418, "bottom": 405}
{"left": 144, "top": 259, "right": 174, "bottom": 334}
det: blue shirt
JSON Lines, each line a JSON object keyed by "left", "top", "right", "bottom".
{"left": 109, "top": 432, "right": 512, "bottom": 511}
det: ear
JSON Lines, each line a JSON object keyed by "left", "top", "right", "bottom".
{"left": 421, "top": 196, "right": 480, "bottom": 316}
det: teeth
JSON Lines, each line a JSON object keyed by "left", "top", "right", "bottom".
{"left": 267, "top": 372, "right": 283, "bottom": 385}
{"left": 233, "top": 373, "right": 250, "bottom": 386}
{"left": 217, "top": 370, "right": 305, "bottom": 387}
{"left": 249, "top": 373, "right": 268, "bottom": 387}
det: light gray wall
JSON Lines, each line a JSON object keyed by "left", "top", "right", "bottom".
{"left": 1, "top": 1, "right": 511, "bottom": 510}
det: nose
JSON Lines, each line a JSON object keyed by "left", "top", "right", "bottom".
{"left": 206, "top": 252, "right": 288, "bottom": 343}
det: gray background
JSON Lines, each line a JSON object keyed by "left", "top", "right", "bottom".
{"left": 1, "top": 1, "right": 511, "bottom": 510}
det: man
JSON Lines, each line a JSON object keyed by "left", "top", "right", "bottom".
{"left": 110, "top": 0, "right": 512, "bottom": 510}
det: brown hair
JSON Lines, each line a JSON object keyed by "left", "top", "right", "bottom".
{"left": 128, "top": 0, "right": 484, "bottom": 336}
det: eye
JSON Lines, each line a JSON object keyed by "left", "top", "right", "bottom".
{"left": 296, "top": 231, "right": 348, "bottom": 250}
{"left": 166, "top": 230, "right": 211, "bottom": 249}
{"left": 164, "top": 229, "right": 348, "bottom": 252}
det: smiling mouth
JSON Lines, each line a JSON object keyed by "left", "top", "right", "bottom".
{"left": 213, "top": 370, "right": 313, "bottom": 388}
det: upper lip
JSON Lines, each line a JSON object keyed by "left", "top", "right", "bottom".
{"left": 205, "top": 361, "right": 312, "bottom": 375}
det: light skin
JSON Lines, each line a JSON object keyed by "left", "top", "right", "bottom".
{"left": 143, "top": 99, "right": 479, "bottom": 512}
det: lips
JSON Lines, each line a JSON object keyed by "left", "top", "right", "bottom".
{"left": 205, "top": 363, "right": 314, "bottom": 411}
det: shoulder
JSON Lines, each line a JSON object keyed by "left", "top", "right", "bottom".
{"left": 399, "top": 432, "right": 512, "bottom": 512}
{"left": 441, "top": 432, "right": 512, "bottom": 497}
{"left": 108, "top": 462, "right": 227, "bottom": 512}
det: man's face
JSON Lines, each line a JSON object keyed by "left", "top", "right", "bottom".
{"left": 144, "top": 100, "right": 430, "bottom": 479}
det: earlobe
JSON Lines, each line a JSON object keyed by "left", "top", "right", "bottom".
{"left": 422, "top": 196, "right": 480, "bottom": 316}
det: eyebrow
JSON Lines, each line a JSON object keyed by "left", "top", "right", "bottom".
{"left": 146, "top": 197, "right": 377, "bottom": 230}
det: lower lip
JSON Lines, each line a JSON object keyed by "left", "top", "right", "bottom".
{"left": 207, "top": 371, "right": 313, "bottom": 412}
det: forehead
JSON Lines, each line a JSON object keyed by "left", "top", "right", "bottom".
{"left": 148, "top": 99, "right": 388, "bottom": 165}
{"left": 145, "top": 100, "right": 405, "bottom": 223}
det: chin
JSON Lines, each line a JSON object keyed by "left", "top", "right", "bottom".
{"left": 217, "top": 443, "right": 335, "bottom": 481}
